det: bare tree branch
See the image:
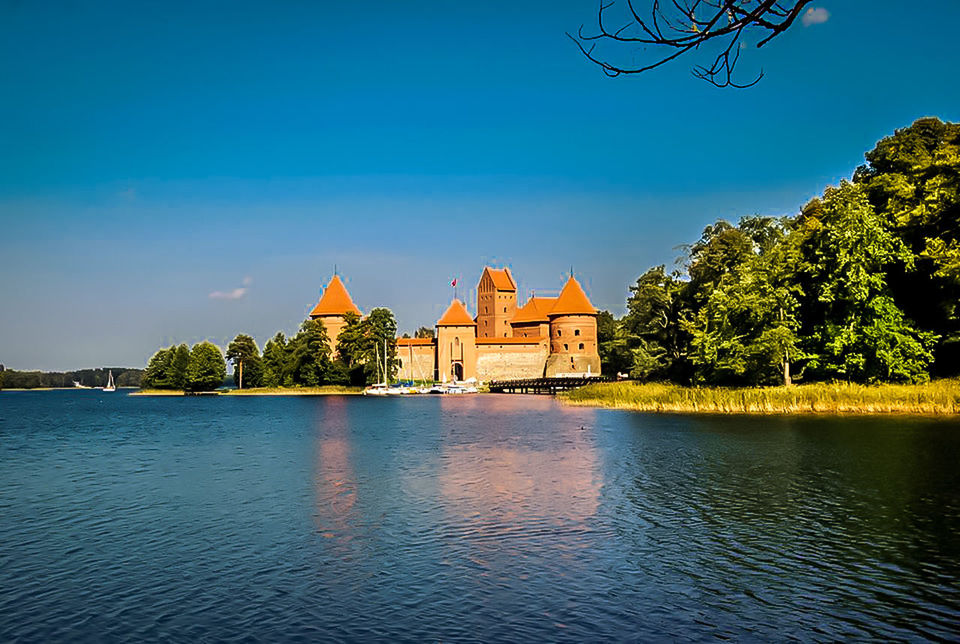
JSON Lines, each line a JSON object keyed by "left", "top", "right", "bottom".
{"left": 568, "top": 0, "right": 813, "bottom": 87}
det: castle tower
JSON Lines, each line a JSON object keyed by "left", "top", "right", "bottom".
{"left": 476, "top": 267, "right": 517, "bottom": 339}
{"left": 308, "top": 274, "right": 362, "bottom": 355}
{"left": 545, "top": 275, "right": 601, "bottom": 377}
{"left": 436, "top": 298, "right": 477, "bottom": 382}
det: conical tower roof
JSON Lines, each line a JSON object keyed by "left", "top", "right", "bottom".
{"left": 437, "top": 299, "right": 476, "bottom": 326}
{"left": 309, "top": 275, "right": 361, "bottom": 317}
{"left": 548, "top": 276, "right": 596, "bottom": 316}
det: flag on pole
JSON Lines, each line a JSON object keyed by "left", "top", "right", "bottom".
{"left": 451, "top": 278, "right": 458, "bottom": 287}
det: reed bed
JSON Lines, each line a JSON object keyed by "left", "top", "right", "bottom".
{"left": 561, "top": 380, "right": 960, "bottom": 415}
{"left": 222, "top": 386, "right": 363, "bottom": 396}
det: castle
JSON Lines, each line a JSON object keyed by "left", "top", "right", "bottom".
{"left": 308, "top": 267, "right": 601, "bottom": 382}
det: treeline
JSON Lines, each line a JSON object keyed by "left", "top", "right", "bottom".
{"left": 143, "top": 308, "right": 399, "bottom": 391}
{"left": 0, "top": 367, "right": 143, "bottom": 390}
{"left": 598, "top": 117, "right": 960, "bottom": 386}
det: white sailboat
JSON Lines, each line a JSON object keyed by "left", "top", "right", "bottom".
{"left": 103, "top": 370, "right": 116, "bottom": 392}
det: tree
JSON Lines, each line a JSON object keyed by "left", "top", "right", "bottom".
{"left": 597, "top": 310, "right": 632, "bottom": 376}
{"left": 797, "top": 182, "right": 936, "bottom": 383}
{"left": 363, "top": 308, "right": 399, "bottom": 384}
{"left": 185, "top": 342, "right": 227, "bottom": 391}
{"left": 226, "top": 334, "right": 260, "bottom": 389}
{"left": 261, "top": 332, "right": 289, "bottom": 387}
{"left": 169, "top": 344, "right": 190, "bottom": 390}
{"left": 570, "top": 0, "right": 813, "bottom": 87}
{"left": 288, "top": 319, "right": 332, "bottom": 386}
{"left": 854, "top": 117, "right": 960, "bottom": 374}
{"left": 685, "top": 217, "right": 803, "bottom": 385}
{"left": 622, "top": 265, "right": 690, "bottom": 381}
{"left": 141, "top": 348, "right": 173, "bottom": 389}
{"left": 414, "top": 326, "right": 435, "bottom": 339}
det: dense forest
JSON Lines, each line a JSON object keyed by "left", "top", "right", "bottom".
{"left": 0, "top": 366, "right": 143, "bottom": 390}
{"left": 142, "top": 308, "right": 400, "bottom": 391}
{"left": 597, "top": 118, "right": 960, "bottom": 386}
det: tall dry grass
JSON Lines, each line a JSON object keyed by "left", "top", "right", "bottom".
{"left": 561, "top": 380, "right": 960, "bottom": 414}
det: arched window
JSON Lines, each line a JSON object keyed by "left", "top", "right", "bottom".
{"left": 564, "top": 343, "right": 568, "bottom": 351}
{"left": 574, "top": 329, "right": 580, "bottom": 336}
{"left": 578, "top": 343, "right": 584, "bottom": 350}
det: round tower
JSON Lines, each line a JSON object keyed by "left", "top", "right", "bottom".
{"left": 545, "top": 275, "right": 600, "bottom": 377}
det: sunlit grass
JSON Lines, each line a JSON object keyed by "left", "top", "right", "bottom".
{"left": 561, "top": 380, "right": 960, "bottom": 414}
{"left": 222, "top": 386, "right": 363, "bottom": 396}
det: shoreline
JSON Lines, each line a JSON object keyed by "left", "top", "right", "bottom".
{"left": 131, "top": 386, "right": 364, "bottom": 397}
{"left": 560, "top": 381, "right": 960, "bottom": 415}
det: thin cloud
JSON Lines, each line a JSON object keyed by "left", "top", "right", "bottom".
{"left": 802, "top": 7, "right": 830, "bottom": 26}
{"left": 209, "top": 287, "right": 248, "bottom": 300}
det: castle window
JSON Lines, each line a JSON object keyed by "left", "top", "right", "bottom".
{"left": 564, "top": 344, "right": 568, "bottom": 351}
{"left": 503, "top": 307, "right": 506, "bottom": 313}
{"left": 557, "top": 329, "right": 561, "bottom": 337}
{"left": 579, "top": 343, "right": 584, "bottom": 350}
{"left": 574, "top": 329, "right": 580, "bottom": 336}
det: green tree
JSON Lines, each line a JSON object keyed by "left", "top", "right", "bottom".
{"left": 622, "top": 265, "right": 690, "bottom": 381}
{"left": 854, "top": 117, "right": 960, "bottom": 373}
{"left": 596, "top": 310, "right": 632, "bottom": 376}
{"left": 685, "top": 217, "right": 804, "bottom": 386}
{"left": 261, "top": 332, "right": 289, "bottom": 387}
{"left": 797, "top": 181, "right": 936, "bottom": 382}
{"left": 185, "top": 342, "right": 227, "bottom": 391}
{"left": 288, "top": 319, "right": 332, "bottom": 386}
{"left": 226, "top": 334, "right": 260, "bottom": 389}
{"left": 141, "top": 347, "right": 173, "bottom": 389}
{"left": 414, "top": 326, "right": 435, "bottom": 339}
{"left": 169, "top": 344, "right": 190, "bottom": 390}
{"left": 362, "top": 308, "right": 398, "bottom": 384}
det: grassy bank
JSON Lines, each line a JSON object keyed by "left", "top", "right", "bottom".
{"left": 561, "top": 380, "right": 960, "bottom": 415}
{"left": 222, "top": 386, "right": 363, "bottom": 396}
{"left": 131, "top": 386, "right": 363, "bottom": 396}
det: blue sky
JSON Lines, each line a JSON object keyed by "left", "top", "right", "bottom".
{"left": 2, "top": 1, "right": 959, "bottom": 370}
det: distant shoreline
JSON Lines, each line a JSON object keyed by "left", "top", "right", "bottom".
{"left": 131, "top": 386, "right": 364, "bottom": 397}
{"left": 560, "top": 381, "right": 960, "bottom": 415}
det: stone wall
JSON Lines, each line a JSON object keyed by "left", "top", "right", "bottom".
{"left": 476, "top": 340, "right": 549, "bottom": 381}
{"left": 396, "top": 341, "right": 436, "bottom": 381}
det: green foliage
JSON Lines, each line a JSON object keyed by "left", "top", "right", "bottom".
{"left": 414, "top": 326, "right": 435, "bottom": 339}
{"left": 226, "top": 334, "right": 261, "bottom": 388}
{"left": 798, "top": 181, "right": 935, "bottom": 383}
{"left": 288, "top": 319, "right": 332, "bottom": 386}
{"left": 597, "top": 310, "right": 631, "bottom": 375}
{"left": 621, "top": 265, "right": 689, "bottom": 381}
{"left": 261, "top": 332, "right": 289, "bottom": 387}
{"left": 185, "top": 342, "right": 227, "bottom": 391}
{"left": 142, "top": 348, "right": 173, "bottom": 389}
{"left": 335, "top": 308, "right": 399, "bottom": 384}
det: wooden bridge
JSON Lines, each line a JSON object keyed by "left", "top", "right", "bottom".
{"left": 487, "top": 376, "right": 611, "bottom": 395}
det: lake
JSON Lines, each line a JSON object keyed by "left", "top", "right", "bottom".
{"left": 1, "top": 390, "right": 959, "bottom": 641}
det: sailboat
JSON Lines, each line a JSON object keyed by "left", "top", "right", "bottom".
{"left": 103, "top": 370, "right": 116, "bottom": 392}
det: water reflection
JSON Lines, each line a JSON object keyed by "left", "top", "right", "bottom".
{"left": 312, "top": 396, "right": 357, "bottom": 543}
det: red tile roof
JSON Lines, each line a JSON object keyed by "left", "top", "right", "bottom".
{"left": 437, "top": 299, "right": 476, "bottom": 326}
{"left": 309, "top": 275, "right": 362, "bottom": 317}
{"left": 397, "top": 337, "right": 435, "bottom": 346}
{"left": 510, "top": 297, "right": 557, "bottom": 324}
{"left": 549, "top": 276, "right": 596, "bottom": 316}
{"left": 482, "top": 267, "right": 517, "bottom": 291}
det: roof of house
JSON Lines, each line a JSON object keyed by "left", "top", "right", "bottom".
{"left": 437, "top": 299, "right": 477, "bottom": 326}
{"left": 548, "top": 276, "right": 596, "bottom": 316}
{"left": 482, "top": 267, "right": 517, "bottom": 291}
{"left": 510, "top": 297, "right": 558, "bottom": 324}
{"left": 309, "top": 275, "right": 362, "bottom": 317}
